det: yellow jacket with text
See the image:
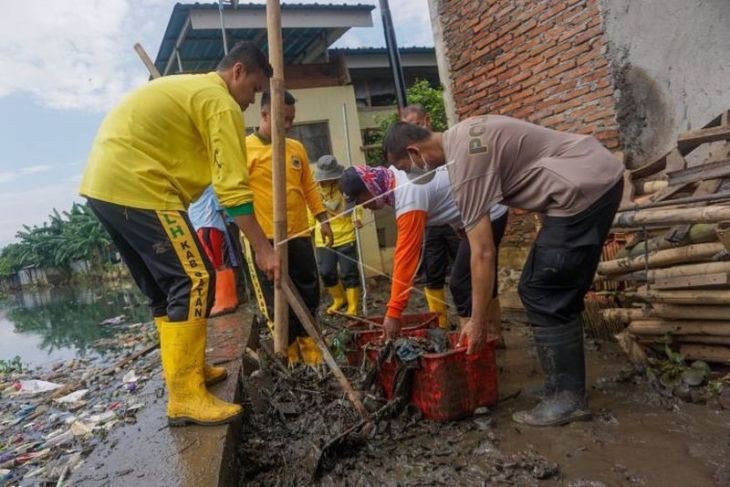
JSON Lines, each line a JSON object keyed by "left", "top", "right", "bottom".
{"left": 246, "top": 133, "right": 325, "bottom": 239}
{"left": 79, "top": 72, "right": 253, "bottom": 213}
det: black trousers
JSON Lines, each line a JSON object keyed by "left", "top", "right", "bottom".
{"left": 449, "top": 212, "right": 509, "bottom": 318}
{"left": 250, "top": 237, "right": 320, "bottom": 343}
{"left": 518, "top": 180, "right": 623, "bottom": 327}
{"left": 87, "top": 198, "right": 215, "bottom": 322}
{"left": 316, "top": 242, "right": 360, "bottom": 288}
{"left": 423, "top": 224, "right": 462, "bottom": 288}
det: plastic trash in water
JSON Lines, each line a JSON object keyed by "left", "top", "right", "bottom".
{"left": 122, "top": 370, "right": 139, "bottom": 392}
{"left": 14, "top": 380, "right": 62, "bottom": 396}
{"left": 69, "top": 420, "right": 94, "bottom": 437}
{"left": 87, "top": 410, "right": 116, "bottom": 426}
{"left": 100, "top": 314, "right": 127, "bottom": 326}
{"left": 44, "top": 430, "right": 74, "bottom": 448}
{"left": 54, "top": 389, "right": 89, "bottom": 404}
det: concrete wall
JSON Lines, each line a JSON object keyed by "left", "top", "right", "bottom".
{"left": 243, "top": 85, "right": 384, "bottom": 277}
{"left": 600, "top": 0, "right": 730, "bottom": 165}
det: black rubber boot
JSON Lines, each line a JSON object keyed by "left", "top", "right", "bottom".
{"left": 513, "top": 320, "right": 592, "bottom": 426}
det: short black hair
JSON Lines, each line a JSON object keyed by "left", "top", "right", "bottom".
{"left": 260, "top": 90, "right": 296, "bottom": 109}
{"left": 217, "top": 41, "right": 273, "bottom": 77}
{"left": 382, "top": 121, "right": 432, "bottom": 160}
{"left": 402, "top": 103, "right": 427, "bottom": 118}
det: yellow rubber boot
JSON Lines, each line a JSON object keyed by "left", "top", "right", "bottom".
{"left": 487, "top": 297, "right": 506, "bottom": 349}
{"left": 158, "top": 319, "right": 242, "bottom": 426}
{"left": 424, "top": 287, "right": 448, "bottom": 329}
{"left": 155, "top": 317, "right": 227, "bottom": 386}
{"left": 325, "top": 282, "right": 347, "bottom": 315}
{"left": 288, "top": 340, "right": 302, "bottom": 367}
{"left": 345, "top": 287, "right": 360, "bottom": 317}
{"left": 297, "top": 337, "right": 323, "bottom": 366}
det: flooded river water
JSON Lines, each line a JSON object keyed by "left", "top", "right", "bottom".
{"left": 0, "top": 284, "right": 150, "bottom": 368}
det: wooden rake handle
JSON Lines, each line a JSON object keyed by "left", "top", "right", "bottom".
{"left": 281, "top": 275, "right": 368, "bottom": 418}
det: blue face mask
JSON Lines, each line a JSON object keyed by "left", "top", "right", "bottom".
{"left": 406, "top": 152, "right": 436, "bottom": 185}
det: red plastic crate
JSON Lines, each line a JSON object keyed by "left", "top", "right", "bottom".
{"left": 344, "top": 312, "right": 438, "bottom": 366}
{"left": 365, "top": 330, "right": 498, "bottom": 422}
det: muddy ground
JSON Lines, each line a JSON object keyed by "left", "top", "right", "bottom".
{"left": 237, "top": 285, "right": 730, "bottom": 486}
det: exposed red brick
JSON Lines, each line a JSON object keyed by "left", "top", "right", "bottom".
{"left": 439, "top": 0, "right": 619, "bottom": 151}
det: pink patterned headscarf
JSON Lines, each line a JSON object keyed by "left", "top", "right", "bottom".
{"left": 354, "top": 165, "right": 397, "bottom": 207}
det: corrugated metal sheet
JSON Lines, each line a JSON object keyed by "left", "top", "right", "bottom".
{"left": 154, "top": 2, "right": 375, "bottom": 75}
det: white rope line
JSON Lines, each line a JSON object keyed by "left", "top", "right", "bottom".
{"left": 276, "top": 160, "right": 457, "bottom": 245}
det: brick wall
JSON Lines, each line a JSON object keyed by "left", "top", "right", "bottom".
{"left": 438, "top": 0, "right": 620, "bottom": 150}
{"left": 437, "top": 0, "right": 621, "bottom": 250}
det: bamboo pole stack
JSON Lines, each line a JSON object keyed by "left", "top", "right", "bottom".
{"left": 597, "top": 108, "right": 730, "bottom": 365}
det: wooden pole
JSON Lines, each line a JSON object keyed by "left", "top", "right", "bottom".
{"left": 614, "top": 205, "right": 730, "bottom": 228}
{"left": 602, "top": 260, "right": 730, "bottom": 283}
{"left": 636, "top": 335, "right": 730, "bottom": 346}
{"left": 266, "top": 0, "right": 289, "bottom": 358}
{"left": 597, "top": 242, "right": 724, "bottom": 275}
{"left": 615, "top": 224, "right": 717, "bottom": 259}
{"left": 627, "top": 288, "right": 730, "bottom": 305}
{"left": 282, "top": 276, "right": 368, "bottom": 417}
{"left": 679, "top": 344, "right": 730, "bottom": 365}
{"left": 133, "top": 43, "right": 162, "bottom": 79}
{"left": 604, "top": 304, "right": 730, "bottom": 322}
{"left": 628, "top": 319, "right": 730, "bottom": 336}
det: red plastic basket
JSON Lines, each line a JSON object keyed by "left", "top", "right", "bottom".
{"left": 365, "top": 330, "right": 498, "bottom": 422}
{"left": 344, "top": 312, "right": 438, "bottom": 366}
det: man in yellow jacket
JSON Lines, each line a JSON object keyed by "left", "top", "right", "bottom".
{"left": 79, "top": 42, "right": 278, "bottom": 427}
{"left": 309, "top": 155, "right": 362, "bottom": 316}
{"left": 246, "top": 90, "right": 333, "bottom": 366}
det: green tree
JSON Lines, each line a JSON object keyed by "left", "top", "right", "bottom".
{"left": 0, "top": 243, "right": 25, "bottom": 278}
{"left": 365, "top": 79, "right": 448, "bottom": 164}
{"left": 0, "top": 203, "right": 112, "bottom": 278}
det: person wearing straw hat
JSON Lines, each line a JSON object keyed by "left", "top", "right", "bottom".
{"left": 309, "top": 155, "right": 362, "bottom": 316}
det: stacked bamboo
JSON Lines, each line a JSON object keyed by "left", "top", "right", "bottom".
{"left": 597, "top": 109, "right": 730, "bottom": 365}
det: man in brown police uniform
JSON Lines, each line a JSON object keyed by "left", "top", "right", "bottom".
{"left": 382, "top": 115, "right": 623, "bottom": 427}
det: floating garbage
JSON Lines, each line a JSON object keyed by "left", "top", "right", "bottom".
{"left": 69, "top": 420, "right": 94, "bottom": 437}
{"left": 0, "top": 318, "right": 159, "bottom": 485}
{"left": 122, "top": 370, "right": 139, "bottom": 392}
{"left": 13, "top": 379, "right": 62, "bottom": 396}
{"left": 100, "top": 314, "right": 127, "bottom": 326}
{"left": 55, "top": 389, "right": 89, "bottom": 404}
{"left": 87, "top": 410, "right": 117, "bottom": 426}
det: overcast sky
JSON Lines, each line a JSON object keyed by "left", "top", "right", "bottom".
{"left": 0, "top": 0, "right": 433, "bottom": 246}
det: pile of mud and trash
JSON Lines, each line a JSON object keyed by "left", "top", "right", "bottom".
{"left": 237, "top": 288, "right": 730, "bottom": 486}
{"left": 0, "top": 317, "right": 160, "bottom": 485}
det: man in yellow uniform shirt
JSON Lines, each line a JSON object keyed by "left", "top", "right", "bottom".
{"left": 246, "top": 90, "right": 333, "bottom": 366}
{"left": 79, "top": 42, "right": 278, "bottom": 427}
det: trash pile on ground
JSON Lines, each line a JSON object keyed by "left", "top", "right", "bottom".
{"left": 593, "top": 108, "right": 730, "bottom": 367}
{"left": 0, "top": 319, "right": 159, "bottom": 485}
{"left": 238, "top": 346, "right": 559, "bottom": 486}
